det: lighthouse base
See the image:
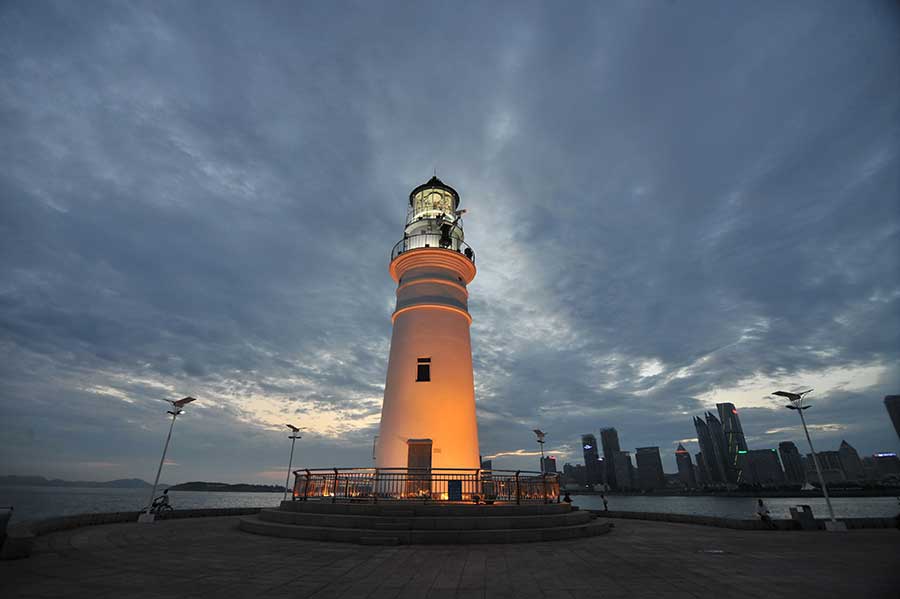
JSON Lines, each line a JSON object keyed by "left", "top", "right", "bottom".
{"left": 239, "top": 500, "right": 612, "bottom": 545}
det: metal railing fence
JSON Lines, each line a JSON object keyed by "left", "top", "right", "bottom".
{"left": 292, "top": 467, "right": 559, "bottom": 504}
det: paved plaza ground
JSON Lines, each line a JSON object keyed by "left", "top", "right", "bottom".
{"left": 1, "top": 515, "right": 898, "bottom": 598}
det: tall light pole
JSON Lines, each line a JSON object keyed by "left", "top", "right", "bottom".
{"left": 283, "top": 424, "right": 302, "bottom": 502}
{"left": 773, "top": 389, "right": 845, "bottom": 531}
{"left": 139, "top": 396, "right": 196, "bottom": 523}
{"left": 533, "top": 429, "right": 546, "bottom": 472}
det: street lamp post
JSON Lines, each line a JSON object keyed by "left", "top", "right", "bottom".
{"left": 284, "top": 424, "right": 302, "bottom": 502}
{"left": 533, "top": 429, "right": 546, "bottom": 472}
{"left": 773, "top": 389, "right": 845, "bottom": 532}
{"left": 139, "top": 396, "right": 196, "bottom": 523}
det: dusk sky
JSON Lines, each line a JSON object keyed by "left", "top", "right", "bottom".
{"left": 1, "top": 1, "right": 898, "bottom": 484}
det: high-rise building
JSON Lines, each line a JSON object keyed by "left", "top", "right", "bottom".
{"left": 838, "top": 440, "right": 864, "bottom": 481}
{"left": 600, "top": 428, "right": 621, "bottom": 490}
{"left": 694, "top": 416, "right": 726, "bottom": 484}
{"left": 806, "top": 451, "right": 846, "bottom": 484}
{"left": 717, "top": 403, "right": 748, "bottom": 483}
{"left": 675, "top": 444, "right": 696, "bottom": 488}
{"left": 778, "top": 441, "right": 805, "bottom": 484}
{"left": 885, "top": 396, "right": 900, "bottom": 440}
{"left": 375, "top": 176, "right": 479, "bottom": 473}
{"left": 612, "top": 451, "right": 635, "bottom": 491}
{"left": 695, "top": 452, "right": 709, "bottom": 486}
{"left": 873, "top": 452, "right": 900, "bottom": 478}
{"left": 635, "top": 447, "right": 666, "bottom": 491}
{"left": 540, "top": 455, "right": 557, "bottom": 474}
{"left": 706, "top": 412, "right": 733, "bottom": 484}
{"left": 741, "top": 449, "right": 785, "bottom": 486}
{"left": 562, "top": 462, "right": 586, "bottom": 487}
{"left": 581, "top": 434, "right": 603, "bottom": 486}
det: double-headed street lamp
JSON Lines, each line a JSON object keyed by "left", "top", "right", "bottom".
{"left": 283, "top": 424, "right": 302, "bottom": 502}
{"left": 140, "top": 396, "right": 196, "bottom": 523}
{"left": 773, "top": 389, "right": 845, "bottom": 531}
{"left": 533, "top": 429, "right": 546, "bottom": 472}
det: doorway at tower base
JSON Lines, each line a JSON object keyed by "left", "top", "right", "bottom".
{"left": 292, "top": 467, "right": 560, "bottom": 503}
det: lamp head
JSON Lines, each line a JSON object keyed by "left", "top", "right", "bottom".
{"left": 533, "top": 429, "right": 546, "bottom": 442}
{"left": 286, "top": 424, "right": 300, "bottom": 432}
{"left": 172, "top": 396, "right": 197, "bottom": 408}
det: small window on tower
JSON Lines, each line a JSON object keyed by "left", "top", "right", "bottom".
{"left": 416, "top": 357, "right": 431, "bottom": 382}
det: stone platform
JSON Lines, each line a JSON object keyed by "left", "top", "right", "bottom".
{"left": 239, "top": 501, "right": 611, "bottom": 545}
{"left": 2, "top": 515, "right": 898, "bottom": 598}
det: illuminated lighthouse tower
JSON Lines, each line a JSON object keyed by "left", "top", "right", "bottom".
{"left": 375, "top": 176, "right": 480, "bottom": 472}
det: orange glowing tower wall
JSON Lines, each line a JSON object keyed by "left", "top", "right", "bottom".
{"left": 375, "top": 176, "right": 480, "bottom": 471}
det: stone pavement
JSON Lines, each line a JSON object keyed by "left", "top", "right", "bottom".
{"left": 1, "top": 515, "right": 897, "bottom": 598}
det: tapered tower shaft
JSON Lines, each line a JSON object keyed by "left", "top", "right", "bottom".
{"left": 375, "top": 177, "right": 480, "bottom": 471}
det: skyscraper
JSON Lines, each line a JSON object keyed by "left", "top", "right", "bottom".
{"left": 838, "top": 440, "right": 864, "bottom": 481}
{"left": 695, "top": 452, "right": 709, "bottom": 486}
{"left": 885, "top": 395, "right": 900, "bottom": 440}
{"left": 600, "top": 428, "right": 621, "bottom": 490}
{"left": 635, "top": 447, "right": 666, "bottom": 491}
{"left": 675, "top": 444, "right": 696, "bottom": 488}
{"left": 741, "top": 449, "right": 785, "bottom": 486}
{"left": 540, "top": 455, "right": 557, "bottom": 474}
{"left": 694, "top": 416, "right": 726, "bottom": 484}
{"left": 612, "top": 451, "right": 635, "bottom": 491}
{"left": 705, "top": 412, "right": 734, "bottom": 484}
{"left": 778, "top": 441, "right": 805, "bottom": 485}
{"left": 716, "top": 403, "right": 748, "bottom": 483}
{"left": 581, "top": 434, "right": 603, "bottom": 486}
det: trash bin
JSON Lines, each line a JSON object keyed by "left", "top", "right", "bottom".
{"left": 789, "top": 504, "right": 817, "bottom": 531}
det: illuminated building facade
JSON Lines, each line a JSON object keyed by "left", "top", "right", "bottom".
{"left": 375, "top": 176, "right": 480, "bottom": 471}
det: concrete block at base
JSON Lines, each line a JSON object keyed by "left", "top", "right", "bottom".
{"left": 137, "top": 513, "right": 156, "bottom": 523}
{"left": 825, "top": 520, "right": 848, "bottom": 532}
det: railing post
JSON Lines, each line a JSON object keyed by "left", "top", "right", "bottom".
{"left": 515, "top": 470, "right": 521, "bottom": 505}
{"left": 332, "top": 467, "right": 339, "bottom": 504}
{"left": 303, "top": 469, "right": 310, "bottom": 502}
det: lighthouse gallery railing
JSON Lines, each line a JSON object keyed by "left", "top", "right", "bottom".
{"left": 292, "top": 468, "right": 559, "bottom": 504}
{"left": 391, "top": 234, "right": 475, "bottom": 264}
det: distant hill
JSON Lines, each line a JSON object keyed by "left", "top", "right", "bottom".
{"left": 167, "top": 481, "right": 285, "bottom": 493}
{"left": 0, "top": 475, "right": 164, "bottom": 489}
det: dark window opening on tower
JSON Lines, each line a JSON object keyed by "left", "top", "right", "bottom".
{"left": 416, "top": 357, "right": 431, "bottom": 382}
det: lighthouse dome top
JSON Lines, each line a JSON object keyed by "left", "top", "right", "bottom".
{"left": 409, "top": 175, "right": 460, "bottom": 211}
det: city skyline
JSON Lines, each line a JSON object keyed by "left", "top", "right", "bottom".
{"left": 1, "top": 2, "right": 898, "bottom": 483}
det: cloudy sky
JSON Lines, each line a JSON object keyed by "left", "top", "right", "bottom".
{"left": 1, "top": 1, "right": 898, "bottom": 484}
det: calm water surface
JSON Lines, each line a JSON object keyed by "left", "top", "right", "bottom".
{"left": 0, "top": 486, "right": 284, "bottom": 523}
{"left": 2, "top": 486, "right": 898, "bottom": 523}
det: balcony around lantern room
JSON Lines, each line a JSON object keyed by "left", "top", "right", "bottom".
{"left": 391, "top": 217, "right": 475, "bottom": 264}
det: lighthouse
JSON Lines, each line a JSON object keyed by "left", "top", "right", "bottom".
{"left": 375, "top": 176, "right": 480, "bottom": 472}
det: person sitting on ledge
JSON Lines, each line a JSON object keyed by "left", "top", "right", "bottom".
{"left": 562, "top": 491, "right": 572, "bottom": 504}
{"left": 756, "top": 498, "right": 773, "bottom": 528}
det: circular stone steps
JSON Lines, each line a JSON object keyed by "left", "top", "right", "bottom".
{"left": 238, "top": 501, "right": 612, "bottom": 545}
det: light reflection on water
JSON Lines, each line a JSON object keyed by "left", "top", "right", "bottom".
{"left": 572, "top": 493, "right": 900, "bottom": 520}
